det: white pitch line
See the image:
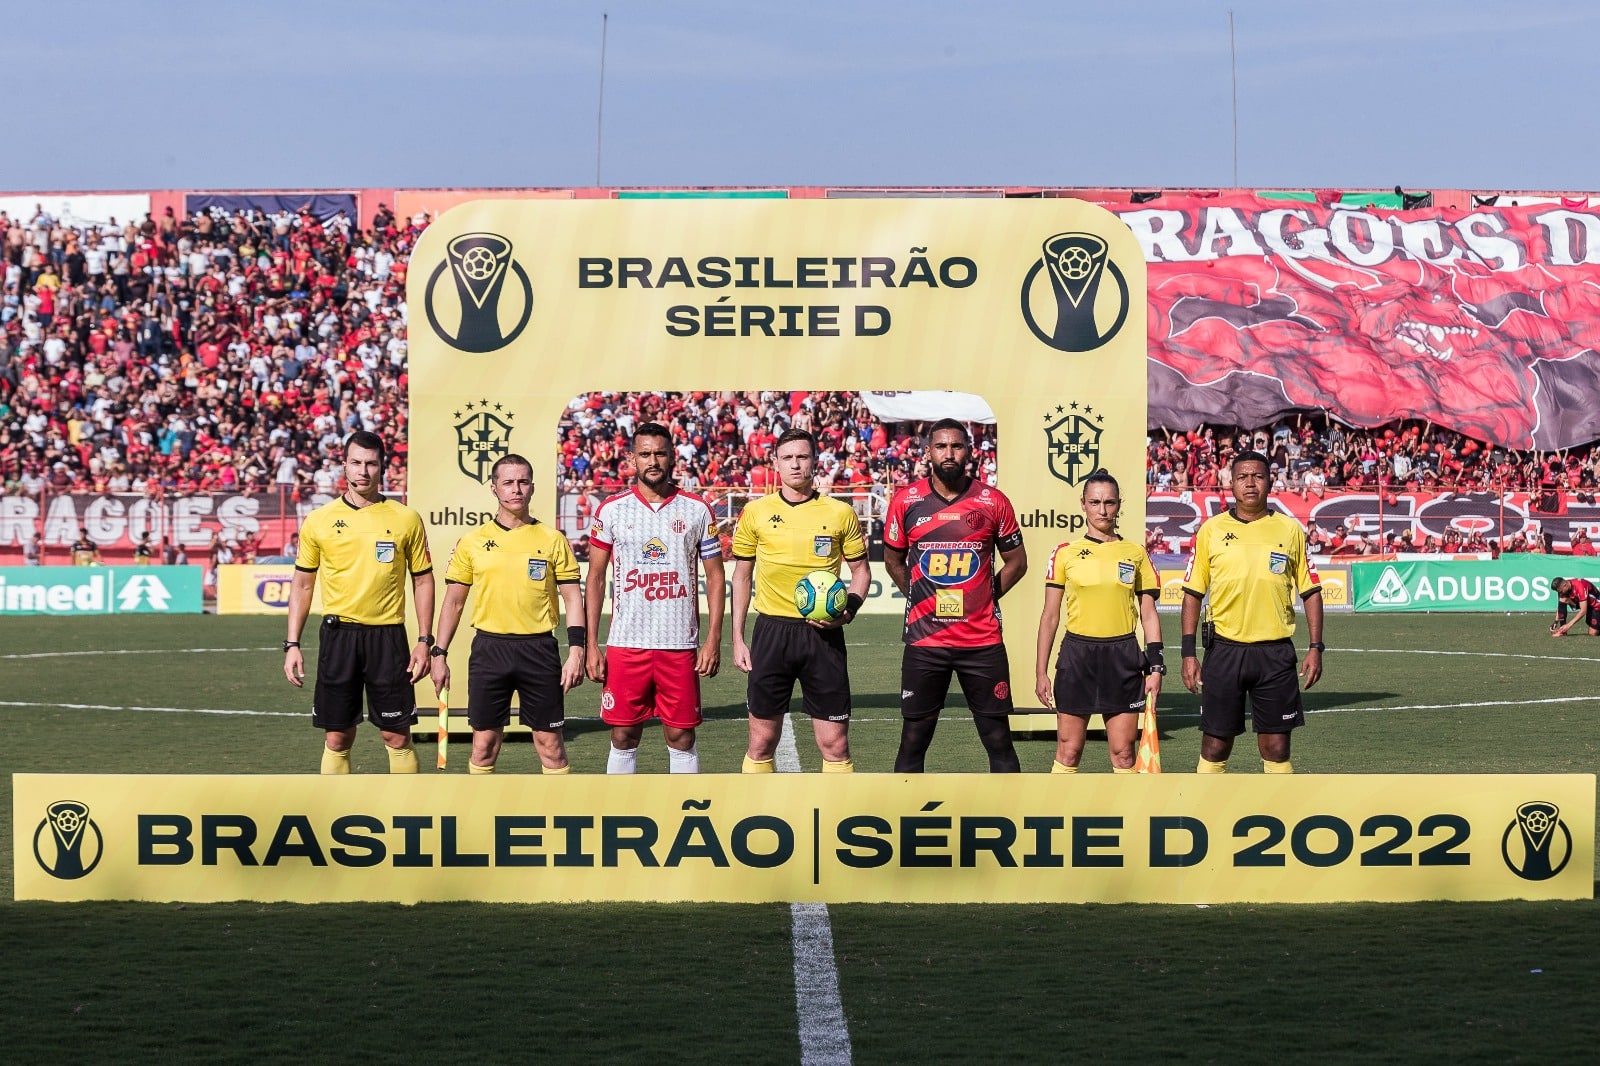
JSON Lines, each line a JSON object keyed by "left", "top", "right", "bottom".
{"left": 1340, "top": 647, "right": 1600, "bottom": 664}
{"left": 780, "top": 714, "right": 853, "bottom": 1066}
{"left": 1154, "top": 693, "right": 1600, "bottom": 720}
{"left": 0, "top": 699, "right": 298, "bottom": 718}
{"left": 0, "top": 647, "right": 274, "bottom": 660}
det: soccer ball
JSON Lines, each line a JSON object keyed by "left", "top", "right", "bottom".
{"left": 794, "top": 569, "right": 848, "bottom": 622}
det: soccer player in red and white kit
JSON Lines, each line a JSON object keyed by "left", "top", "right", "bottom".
{"left": 1549, "top": 576, "right": 1600, "bottom": 636}
{"left": 883, "top": 419, "right": 1028, "bottom": 772}
{"left": 585, "top": 422, "right": 726, "bottom": 773}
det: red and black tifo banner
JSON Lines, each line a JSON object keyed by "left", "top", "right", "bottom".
{"left": 1112, "top": 195, "right": 1600, "bottom": 450}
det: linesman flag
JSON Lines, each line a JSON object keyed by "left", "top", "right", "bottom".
{"left": 1135, "top": 691, "right": 1162, "bottom": 774}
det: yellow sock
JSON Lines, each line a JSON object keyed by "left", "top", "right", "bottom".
{"left": 387, "top": 744, "right": 419, "bottom": 774}
{"left": 1051, "top": 760, "right": 1078, "bottom": 774}
{"left": 1196, "top": 757, "right": 1228, "bottom": 774}
{"left": 468, "top": 761, "right": 495, "bottom": 775}
{"left": 1112, "top": 766, "right": 1137, "bottom": 774}
{"left": 821, "top": 758, "right": 855, "bottom": 774}
{"left": 1263, "top": 759, "right": 1294, "bottom": 775}
{"left": 320, "top": 747, "right": 351, "bottom": 775}
{"left": 542, "top": 764, "right": 571, "bottom": 775}
{"left": 742, "top": 755, "right": 775, "bottom": 774}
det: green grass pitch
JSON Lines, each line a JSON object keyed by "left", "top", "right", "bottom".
{"left": 1, "top": 611, "right": 1597, "bottom": 1063}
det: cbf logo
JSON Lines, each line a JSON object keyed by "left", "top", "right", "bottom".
{"left": 1042, "top": 403, "right": 1105, "bottom": 486}
{"left": 1501, "top": 801, "right": 1572, "bottom": 881}
{"left": 455, "top": 399, "right": 516, "bottom": 484}
{"left": 34, "top": 800, "right": 103, "bottom": 880}
{"left": 425, "top": 232, "right": 533, "bottom": 353}
{"left": 1020, "top": 232, "right": 1129, "bottom": 352}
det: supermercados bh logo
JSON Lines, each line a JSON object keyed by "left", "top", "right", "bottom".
{"left": 33, "top": 800, "right": 103, "bottom": 880}
{"left": 454, "top": 399, "right": 515, "bottom": 484}
{"left": 1043, "top": 402, "right": 1105, "bottom": 485}
{"left": 1501, "top": 800, "right": 1572, "bottom": 881}
{"left": 425, "top": 232, "right": 533, "bottom": 353}
{"left": 1020, "top": 232, "right": 1129, "bottom": 352}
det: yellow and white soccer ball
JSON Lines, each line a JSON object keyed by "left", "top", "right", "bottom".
{"left": 793, "top": 569, "right": 848, "bottom": 622}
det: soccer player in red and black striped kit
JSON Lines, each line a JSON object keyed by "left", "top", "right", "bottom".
{"left": 1550, "top": 576, "right": 1600, "bottom": 636}
{"left": 883, "top": 419, "right": 1028, "bottom": 772}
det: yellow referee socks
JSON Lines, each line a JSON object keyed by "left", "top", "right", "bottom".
{"left": 541, "top": 764, "right": 571, "bottom": 775}
{"left": 1263, "top": 759, "right": 1294, "bottom": 775}
{"left": 1112, "top": 766, "right": 1138, "bottom": 775}
{"left": 742, "top": 756, "right": 775, "bottom": 774}
{"left": 1196, "top": 757, "right": 1228, "bottom": 774}
{"left": 387, "top": 744, "right": 419, "bottom": 774}
{"left": 468, "top": 761, "right": 496, "bottom": 775}
{"left": 319, "top": 747, "right": 351, "bottom": 775}
{"left": 1051, "top": 760, "right": 1078, "bottom": 774}
{"left": 821, "top": 758, "right": 855, "bottom": 774}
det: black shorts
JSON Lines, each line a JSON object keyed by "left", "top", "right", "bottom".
{"left": 747, "top": 615, "right": 850, "bottom": 722}
{"left": 312, "top": 618, "right": 417, "bottom": 731}
{"left": 1199, "top": 637, "right": 1304, "bottom": 737}
{"left": 467, "top": 631, "right": 565, "bottom": 732}
{"left": 1053, "top": 631, "right": 1146, "bottom": 718}
{"left": 901, "top": 643, "right": 1014, "bottom": 719}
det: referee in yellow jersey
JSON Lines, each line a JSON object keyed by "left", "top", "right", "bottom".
{"left": 1034, "top": 470, "right": 1164, "bottom": 773}
{"left": 285, "top": 431, "right": 436, "bottom": 774}
{"left": 731, "top": 429, "right": 871, "bottom": 773}
{"left": 430, "top": 454, "right": 585, "bottom": 774}
{"left": 1180, "top": 450, "right": 1324, "bottom": 774}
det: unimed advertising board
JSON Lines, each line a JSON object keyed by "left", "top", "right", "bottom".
{"left": 404, "top": 199, "right": 1148, "bottom": 712}
{"left": 0, "top": 566, "right": 202, "bottom": 614}
{"left": 14, "top": 775, "right": 1592, "bottom": 903}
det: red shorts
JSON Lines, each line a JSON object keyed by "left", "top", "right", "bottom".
{"left": 600, "top": 647, "right": 703, "bottom": 729}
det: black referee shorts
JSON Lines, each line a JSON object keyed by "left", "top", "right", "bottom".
{"left": 467, "top": 631, "right": 565, "bottom": 732}
{"left": 1199, "top": 637, "right": 1304, "bottom": 737}
{"left": 1053, "top": 631, "right": 1146, "bottom": 718}
{"left": 901, "top": 643, "right": 1014, "bottom": 719}
{"left": 312, "top": 618, "right": 417, "bottom": 732}
{"left": 747, "top": 614, "right": 850, "bottom": 722}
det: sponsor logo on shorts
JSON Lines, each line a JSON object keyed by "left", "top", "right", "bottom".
{"left": 1269, "top": 551, "right": 1289, "bottom": 575}
{"left": 601, "top": 691, "right": 616, "bottom": 711}
{"left": 826, "top": 713, "right": 850, "bottom": 722}
{"left": 813, "top": 536, "right": 832, "bottom": 557}
{"left": 528, "top": 558, "right": 547, "bottom": 580}
{"left": 993, "top": 681, "right": 1010, "bottom": 700}
{"left": 1118, "top": 561, "right": 1135, "bottom": 584}
{"left": 901, "top": 689, "right": 914, "bottom": 699}
{"left": 375, "top": 540, "right": 396, "bottom": 563}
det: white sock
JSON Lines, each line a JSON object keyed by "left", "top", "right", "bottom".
{"left": 667, "top": 743, "right": 700, "bottom": 774}
{"left": 606, "top": 744, "right": 639, "bottom": 775}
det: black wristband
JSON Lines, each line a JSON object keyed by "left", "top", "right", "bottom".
{"left": 844, "top": 593, "right": 864, "bottom": 618}
{"left": 1144, "top": 642, "right": 1165, "bottom": 670}
{"left": 1180, "top": 635, "right": 1197, "bottom": 658}
{"left": 567, "top": 626, "right": 587, "bottom": 649}
{"left": 416, "top": 634, "right": 434, "bottom": 644}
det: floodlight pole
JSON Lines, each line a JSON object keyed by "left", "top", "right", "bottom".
{"left": 1229, "top": 10, "right": 1239, "bottom": 187}
{"left": 596, "top": 13, "right": 609, "bottom": 187}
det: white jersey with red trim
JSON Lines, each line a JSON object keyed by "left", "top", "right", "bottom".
{"left": 590, "top": 487, "right": 720, "bottom": 650}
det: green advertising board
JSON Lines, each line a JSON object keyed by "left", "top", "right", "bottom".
{"left": 1351, "top": 556, "right": 1600, "bottom": 612}
{"left": 0, "top": 566, "right": 203, "bottom": 615}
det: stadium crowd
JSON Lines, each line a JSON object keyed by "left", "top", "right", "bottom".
{"left": 0, "top": 201, "right": 414, "bottom": 500}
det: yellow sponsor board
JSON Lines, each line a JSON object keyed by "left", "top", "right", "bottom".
{"left": 1156, "top": 567, "right": 1349, "bottom": 607}
{"left": 16, "top": 774, "right": 1590, "bottom": 904}
{"left": 216, "top": 564, "right": 325, "bottom": 615}
{"left": 408, "top": 200, "right": 1146, "bottom": 709}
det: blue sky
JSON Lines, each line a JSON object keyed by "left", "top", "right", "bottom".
{"left": 8, "top": 0, "right": 1598, "bottom": 192}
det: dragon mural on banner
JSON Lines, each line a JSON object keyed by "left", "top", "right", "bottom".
{"left": 1114, "top": 197, "right": 1600, "bottom": 450}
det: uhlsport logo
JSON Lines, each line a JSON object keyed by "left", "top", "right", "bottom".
{"left": 34, "top": 800, "right": 103, "bottom": 880}
{"left": 1501, "top": 800, "right": 1572, "bottom": 881}
{"left": 425, "top": 233, "right": 533, "bottom": 353}
{"left": 454, "top": 400, "right": 516, "bottom": 483}
{"left": 1042, "top": 403, "right": 1105, "bottom": 485}
{"left": 1020, "top": 232, "right": 1129, "bottom": 352}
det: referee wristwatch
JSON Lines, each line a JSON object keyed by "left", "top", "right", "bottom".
{"left": 1307, "top": 641, "right": 1326, "bottom": 653}
{"left": 1145, "top": 662, "right": 1167, "bottom": 676}
{"left": 429, "top": 645, "right": 448, "bottom": 658}
{"left": 282, "top": 639, "right": 300, "bottom": 653}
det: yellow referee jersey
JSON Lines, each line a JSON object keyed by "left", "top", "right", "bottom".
{"left": 1183, "top": 510, "right": 1320, "bottom": 642}
{"left": 1045, "top": 538, "right": 1159, "bottom": 638}
{"left": 296, "top": 497, "right": 431, "bottom": 625}
{"left": 445, "top": 519, "right": 580, "bottom": 634}
{"left": 733, "top": 491, "right": 866, "bottom": 618}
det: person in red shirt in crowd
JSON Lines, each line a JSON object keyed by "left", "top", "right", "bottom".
{"left": 1571, "top": 529, "right": 1597, "bottom": 556}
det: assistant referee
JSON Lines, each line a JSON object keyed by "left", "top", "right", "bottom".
{"left": 285, "top": 430, "right": 436, "bottom": 774}
{"left": 430, "top": 454, "right": 585, "bottom": 774}
{"left": 1180, "top": 450, "right": 1324, "bottom": 774}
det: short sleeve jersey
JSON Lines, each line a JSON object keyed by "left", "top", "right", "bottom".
{"left": 732, "top": 490, "right": 867, "bottom": 619}
{"left": 589, "top": 487, "right": 720, "bottom": 649}
{"left": 444, "top": 518, "right": 579, "bottom": 635}
{"left": 883, "top": 479, "right": 1023, "bottom": 646}
{"left": 1560, "top": 578, "right": 1600, "bottom": 616}
{"left": 1044, "top": 538, "right": 1159, "bottom": 639}
{"left": 1182, "top": 509, "right": 1319, "bottom": 643}
{"left": 296, "top": 497, "right": 431, "bottom": 625}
